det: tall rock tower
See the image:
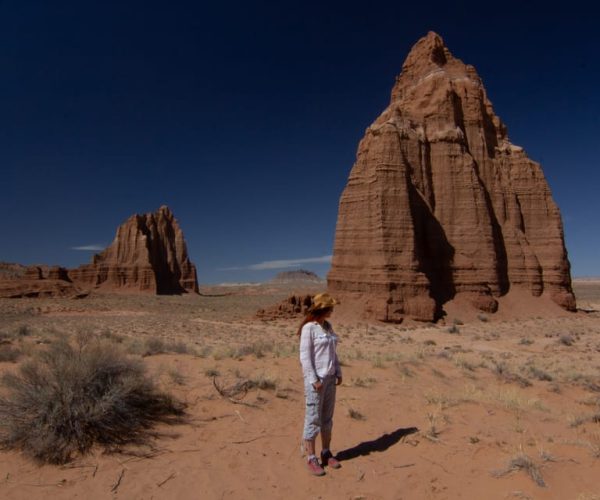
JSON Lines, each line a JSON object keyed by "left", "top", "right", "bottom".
{"left": 328, "top": 32, "right": 575, "bottom": 322}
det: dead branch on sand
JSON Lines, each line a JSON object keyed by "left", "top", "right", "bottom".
{"left": 212, "top": 376, "right": 261, "bottom": 408}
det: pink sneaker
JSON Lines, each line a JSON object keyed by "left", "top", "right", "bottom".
{"left": 306, "top": 456, "right": 325, "bottom": 476}
{"left": 321, "top": 450, "right": 341, "bottom": 469}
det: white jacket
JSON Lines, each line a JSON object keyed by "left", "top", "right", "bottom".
{"left": 299, "top": 321, "right": 342, "bottom": 384}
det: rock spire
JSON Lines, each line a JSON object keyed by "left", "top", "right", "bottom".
{"left": 328, "top": 32, "right": 575, "bottom": 322}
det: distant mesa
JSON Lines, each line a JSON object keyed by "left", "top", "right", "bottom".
{"left": 328, "top": 31, "right": 576, "bottom": 322}
{"left": 270, "top": 270, "right": 324, "bottom": 284}
{"left": 0, "top": 206, "right": 199, "bottom": 298}
{"left": 0, "top": 263, "right": 85, "bottom": 299}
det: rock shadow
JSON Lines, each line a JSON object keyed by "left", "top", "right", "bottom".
{"left": 336, "top": 426, "right": 418, "bottom": 462}
{"left": 408, "top": 182, "right": 456, "bottom": 320}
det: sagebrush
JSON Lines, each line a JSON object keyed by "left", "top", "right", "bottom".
{"left": 0, "top": 338, "right": 185, "bottom": 464}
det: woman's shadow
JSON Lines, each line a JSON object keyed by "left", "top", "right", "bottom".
{"left": 336, "top": 427, "right": 418, "bottom": 462}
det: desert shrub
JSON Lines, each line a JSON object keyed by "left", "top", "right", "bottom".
{"left": 144, "top": 337, "right": 166, "bottom": 355}
{"left": 168, "top": 369, "right": 186, "bottom": 386}
{"left": 0, "top": 331, "right": 14, "bottom": 342}
{"left": 492, "top": 452, "right": 545, "bottom": 487}
{"left": 524, "top": 365, "right": 553, "bottom": 382}
{"left": 447, "top": 325, "right": 460, "bottom": 334}
{"left": 17, "top": 325, "right": 32, "bottom": 337}
{"left": 235, "top": 341, "right": 273, "bottom": 359}
{"left": 491, "top": 361, "right": 532, "bottom": 388}
{"left": 247, "top": 374, "right": 277, "bottom": 391}
{"left": 0, "top": 339, "right": 185, "bottom": 464}
{"left": 559, "top": 334, "right": 575, "bottom": 346}
{"left": 519, "top": 337, "right": 534, "bottom": 345}
{"left": 352, "top": 376, "right": 377, "bottom": 388}
{"left": 204, "top": 368, "right": 220, "bottom": 378}
{"left": 0, "top": 345, "right": 21, "bottom": 363}
{"left": 348, "top": 408, "right": 365, "bottom": 420}
{"left": 169, "top": 341, "right": 194, "bottom": 355}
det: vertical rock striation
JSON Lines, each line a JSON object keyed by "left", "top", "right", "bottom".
{"left": 69, "top": 206, "right": 199, "bottom": 294}
{"left": 328, "top": 32, "right": 575, "bottom": 322}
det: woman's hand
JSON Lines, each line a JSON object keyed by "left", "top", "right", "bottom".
{"left": 312, "top": 380, "right": 323, "bottom": 391}
{"left": 336, "top": 376, "right": 343, "bottom": 386}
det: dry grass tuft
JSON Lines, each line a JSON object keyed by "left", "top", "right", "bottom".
{"left": 352, "top": 376, "right": 377, "bottom": 388}
{"left": 0, "top": 345, "right": 21, "bottom": 363}
{"left": 348, "top": 408, "right": 365, "bottom": 420}
{"left": 491, "top": 361, "right": 532, "bottom": 388}
{"left": 0, "top": 338, "right": 185, "bottom": 464}
{"left": 558, "top": 334, "right": 575, "bottom": 346}
{"left": 492, "top": 452, "right": 546, "bottom": 487}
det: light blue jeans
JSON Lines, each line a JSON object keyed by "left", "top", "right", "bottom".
{"left": 303, "top": 375, "right": 337, "bottom": 440}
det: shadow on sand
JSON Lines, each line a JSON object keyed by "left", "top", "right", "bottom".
{"left": 336, "top": 427, "right": 419, "bottom": 462}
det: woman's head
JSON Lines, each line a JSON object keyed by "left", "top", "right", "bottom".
{"left": 309, "top": 293, "right": 338, "bottom": 313}
{"left": 297, "top": 294, "right": 339, "bottom": 336}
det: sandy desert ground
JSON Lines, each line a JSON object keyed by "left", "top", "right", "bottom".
{"left": 1, "top": 280, "right": 599, "bottom": 499}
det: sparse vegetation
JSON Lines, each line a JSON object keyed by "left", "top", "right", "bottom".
{"left": 348, "top": 408, "right": 365, "bottom": 420}
{"left": 247, "top": 373, "right": 278, "bottom": 391}
{"left": 352, "top": 376, "right": 377, "bottom": 388}
{"left": 523, "top": 364, "right": 553, "bottom": 382}
{"left": 559, "top": 334, "right": 575, "bottom": 346}
{"left": 492, "top": 452, "right": 545, "bottom": 487}
{"left": 0, "top": 345, "right": 21, "bottom": 363}
{"left": 205, "top": 368, "right": 220, "bottom": 378}
{"left": 0, "top": 338, "right": 185, "bottom": 464}
{"left": 447, "top": 325, "right": 460, "bottom": 334}
{"left": 168, "top": 368, "right": 186, "bottom": 385}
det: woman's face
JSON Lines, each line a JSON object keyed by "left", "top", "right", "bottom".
{"left": 321, "top": 308, "right": 333, "bottom": 319}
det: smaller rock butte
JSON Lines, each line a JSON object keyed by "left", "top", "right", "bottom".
{"left": 256, "top": 294, "right": 314, "bottom": 321}
{"left": 0, "top": 206, "right": 198, "bottom": 298}
{"left": 68, "top": 206, "right": 198, "bottom": 294}
{"left": 327, "top": 31, "right": 576, "bottom": 322}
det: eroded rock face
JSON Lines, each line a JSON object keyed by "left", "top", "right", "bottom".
{"left": 69, "top": 206, "right": 199, "bottom": 294}
{"left": 256, "top": 294, "right": 314, "bottom": 320}
{"left": 328, "top": 32, "right": 575, "bottom": 322}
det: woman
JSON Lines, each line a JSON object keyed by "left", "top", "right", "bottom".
{"left": 298, "top": 293, "right": 343, "bottom": 476}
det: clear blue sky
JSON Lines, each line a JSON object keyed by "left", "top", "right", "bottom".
{"left": 1, "top": 0, "right": 598, "bottom": 283}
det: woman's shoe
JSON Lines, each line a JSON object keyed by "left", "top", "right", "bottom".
{"left": 306, "top": 456, "right": 326, "bottom": 476}
{"left": 321, "top": 450, "right": 341, "bottom": 469}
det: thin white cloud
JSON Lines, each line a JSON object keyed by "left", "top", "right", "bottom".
{"left": 219, "top": 255, "right": 332, "bottom": 271}
{"left": 71, "top": 244, "right": 105, "bottom": 251}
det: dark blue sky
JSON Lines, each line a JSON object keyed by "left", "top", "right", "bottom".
{"left": 1, "top": 0, "right": 598, "bottom": 283}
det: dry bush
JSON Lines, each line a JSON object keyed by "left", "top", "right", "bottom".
{"left": 0, "top": 339, "right": 185, "bottom": 464}
{"left": 559, "top": 334, "right": 575, "bottom": 346}
{"left": 492, "top": 452, "right": 545, "bottom": 487}
{"left": 127, "top": 337, "right": 196, "bottom": 357}
{"left": 352, "top": 376, "right": 377, "bottom": 388}
{"left": 491, "top": 361, "right": 532, "bottom": 388}
{"left": 247, "top": 374, "right": 278, "bottom": 391}
{"left": 523, "top": 364, "right": 553, "bottom": 382}
{"left": 348, "top": 408, "right": 365, "bottom": 420}
{"left": 0, "top": 345, "right": 21, "bottom": 363}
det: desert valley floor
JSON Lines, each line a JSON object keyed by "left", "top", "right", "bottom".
{"left": 1, "top": 280, "right": 599, "bottom": 499}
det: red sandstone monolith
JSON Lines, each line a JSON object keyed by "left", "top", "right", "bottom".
{"left": 328, "top": 32, "right": 575, "bottom": 322}
{"left": 69, "top": 206, "right": 199, "bottom": 294}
